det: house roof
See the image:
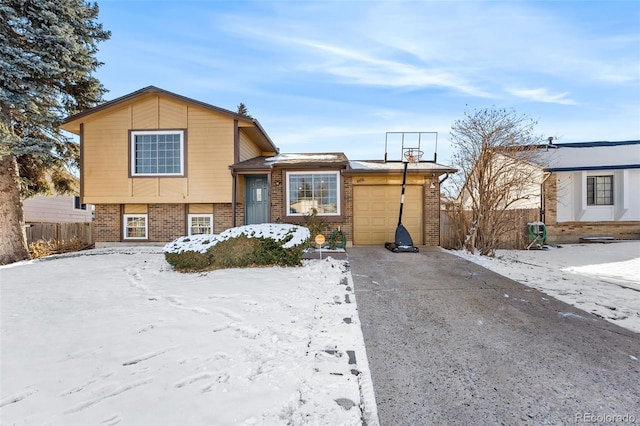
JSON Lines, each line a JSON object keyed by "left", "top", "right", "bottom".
{"left": 230, "top": 153, "right": 350, "bottom": 172}
{"left": 528, "top": 140, "right": 640, "bottom": 172}
{"left": 60, "top": 86, "right": 279, "bottom": 154}
{"left": 231, "top": 153, "right": 457, "bottom": 174}
{"left": 345, "top": 160, "right": 457, "bottom": 175}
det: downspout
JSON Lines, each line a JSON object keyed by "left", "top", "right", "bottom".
{"left": 439, "top": 173, "right": 449, "bottom": 185}
{"left": 540, "top": 171, "right": 552, "bottom": 223}
{"left": 231, "top": 170, "right": 237, "bottom": 228}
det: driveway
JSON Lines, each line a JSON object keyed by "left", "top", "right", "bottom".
{"left": 348, "top": 246, "right": 639, "bottom": 425}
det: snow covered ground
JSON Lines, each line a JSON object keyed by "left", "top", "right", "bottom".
{"left": 450, "top": 240, "right": 640, "bottom": 334}
{"left": 0, "top": 244, "right": 378, "bottom": 425}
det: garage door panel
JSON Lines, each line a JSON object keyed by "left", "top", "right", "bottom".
{"left": 353, "top": 185, "right": 423, "bottom": 245}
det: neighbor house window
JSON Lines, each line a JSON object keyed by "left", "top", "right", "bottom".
{"left": 124, "top": 214, "right": 148, "bottom": 239}
{"left": 74, "top": 196, "right": 87, "bottom": 210}
{"left": 131, "top": 130, "right": 184, "bottom": 176}
{"left": 286, "top": 171, "right": 340, "bottom": 216}
{"left": 188, "top": 214, "right": 213, "bottom": 235}
{"left": 587, "top": 175, "right": 613, "bottom": 205}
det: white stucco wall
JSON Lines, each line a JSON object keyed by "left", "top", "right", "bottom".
{"left": 555, "top": 169, "right": 640, "bottom": 222}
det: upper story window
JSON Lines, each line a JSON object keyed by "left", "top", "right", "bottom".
{"left": 286, "top": 171, "right": 340, "bottom": 216}
{"left": 587, "top": 175, "right": 613, "bottom": 205}
{"left": 131, "top": 130, "right": 184, "bottom": 176}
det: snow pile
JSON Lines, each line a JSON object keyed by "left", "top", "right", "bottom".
{"left": 163, "top": 223, "right": 310, "bottom": 254}
{"left": 449, "top": 241, "right": 640, "bottom": 333}
{"left": 0, "top": 247, "right": 377, "bottom": 425}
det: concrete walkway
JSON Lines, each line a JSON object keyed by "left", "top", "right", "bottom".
{"left": 348, "top": 246, "right": 639, "bottom": 425}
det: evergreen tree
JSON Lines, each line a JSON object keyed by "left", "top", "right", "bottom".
{"left": 237, "top": 102, "right": 251, "bottom": 118}
{"left": 0, "top": 0, "right": 110, "bottom": 264}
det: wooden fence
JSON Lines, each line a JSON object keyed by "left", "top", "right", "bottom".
{"left": 440, "top": 209, "right": 539, "bottom": 250}
{"left": 25, "top": 222, "right": 94, "bottom": 248}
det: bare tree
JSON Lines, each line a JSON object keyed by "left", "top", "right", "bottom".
{"left": 445, "top": 107, "right": 544, "bottom": 256}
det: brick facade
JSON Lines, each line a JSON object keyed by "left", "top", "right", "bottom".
{"left": 94, "top": 204, "right": 121, "bottom": 242}
{"left": 93, "top": 173, "right": 444, "bottom": 247}
{"left": 148, "top": 204, "right": 185, "bottom": 242}
{"left": 424, "top": 177, "right": 440, "bottom": 246}
{"left": 269, "top": 168, "right": 354, "bottom": 245}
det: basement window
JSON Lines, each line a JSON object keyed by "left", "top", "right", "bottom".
{"left": 188, "top": 214, "right": 213, "bottom": 235}
{"left": 123, "top": 214, "right": 148, "bottom": 239}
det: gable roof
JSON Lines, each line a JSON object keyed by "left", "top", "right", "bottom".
{"left": 61, "top": 86, "right": 279, "bottom": 153}
{"left": 528, "top": 140, "right": 640, "bottom": 172}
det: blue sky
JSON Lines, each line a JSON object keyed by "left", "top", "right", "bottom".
{"left": 94, "top": 0, "right": 640, "bottom": 165}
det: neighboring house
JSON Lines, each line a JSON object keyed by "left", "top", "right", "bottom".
{"left": 535, "top": 140, "right": 640, "bottom": 242}
{"left": 23, "top": 175, "right": 94, "bottom": 224}
{"left": 60, "top": 86, "right": 455, "bottom": 246}
{"left": 457, "top": 140, "right": 640, "bottom": 243}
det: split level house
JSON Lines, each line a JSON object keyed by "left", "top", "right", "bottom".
{"left": 60, "top": 86, "right": 456, "bottom": 247}
{"left": 458, "top": 140, "right": 640, "bottom": 243}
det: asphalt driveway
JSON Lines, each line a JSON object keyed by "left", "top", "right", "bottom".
{"left": 348, "top": 246, "right": 639, "bottom": 425}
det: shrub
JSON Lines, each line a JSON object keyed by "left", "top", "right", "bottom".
{"left": 163, "top": 224, "right": 310, "bottom": 272}
{"left": 164, "top": 250, "right": 214, "bottom": 272}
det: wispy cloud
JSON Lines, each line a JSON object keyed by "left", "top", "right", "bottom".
{"left": 507, "top": 88, "right": 578, "bottom": 105}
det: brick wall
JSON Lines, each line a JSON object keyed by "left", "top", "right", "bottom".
{"left": 215, "top": 203, "right": 234, "bottom": 232}
{"left": 94, "top": 204, "right": 120, "bottom": 242}
{"left": 424, "top": 177, "right": 440, "bottom": 246}
{"left": 148, "top": 204, "right": 185, "bottom": 242}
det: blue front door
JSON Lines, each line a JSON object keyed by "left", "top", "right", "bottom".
{"left": 245, "top": 175, "right": 269, "bottom": 225}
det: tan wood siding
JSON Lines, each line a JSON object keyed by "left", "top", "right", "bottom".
{"left": 132, "top": 96, "right": 159, "bottom": 128}
{"left": 239, "top": 130, "right": 261, "bottom": 161}
{"left": 159, "top": 98, "right": 188, "bottom": 128}
{"left": 353, "top": 185, "right": 423, "bottom": 245}
{"left": 82, "top": 107, "right": 131, "bottom": 202}
{"left": 124, "top": 204, "right": 148, "bottom": 214}
{"left": 186, "top": 106, "right": 234, "bottom": 202}
{"left": 189, "top": 204, "right": 214, "bottom": 214}
{"left": 159, "top": 178, "right": 188, "bottom": 197}
{"left": 81, "top": 95, "right": 237, "bottom": 204}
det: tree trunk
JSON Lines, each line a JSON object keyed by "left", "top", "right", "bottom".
{"left": 0, "top": 154, "right": 29, "bottom": 265}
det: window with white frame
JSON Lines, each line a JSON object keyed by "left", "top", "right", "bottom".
{"left": 587, "top": 175, "right": 613, "bottom": 205}
{"left": 123, "top": 214, "right": 148, "bottom": 239}
{"left": 188, "top": 214, "right": 213, "bottom": 235}
{"left": 286, "top": 171, "right": 340, "bottom": 216}
{"left": 131, "top": 130, "right": 184, "bottom": 176}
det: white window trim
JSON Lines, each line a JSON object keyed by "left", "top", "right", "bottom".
{"left": 123, "top": 214, "right": 148, "bottom": 240}
{"left": 131, "top": 130, "right": 185, "bottom": 176}
{"left": 586, "top": 173, "right": 614, "bottom": 206}
{"left": 285, "top": 171, "right": 341, "bottom": 216}
{"left": 188, "top": 214, "right": 214, "bottom": 236}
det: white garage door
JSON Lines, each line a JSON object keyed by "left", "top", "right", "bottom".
{"left": 353, "top": 185, "right": 423, "bottom": 245}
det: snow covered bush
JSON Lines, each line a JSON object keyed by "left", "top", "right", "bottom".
{"left": 163, "top": 224, "right": 310, "bottom": 272}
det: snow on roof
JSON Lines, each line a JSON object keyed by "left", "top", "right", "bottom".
{"left": 265, "top": 153, "right": 346, "bottom": 163}
{"left": 348, "top": 160, "right": 456, "bottom": 172}
{"left": 529, "top": 141, "right": 640, "bottom": 171}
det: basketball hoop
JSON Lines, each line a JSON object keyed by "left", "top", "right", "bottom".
{"left": 403, "top": 149, "right": 424, "bottom": 163}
